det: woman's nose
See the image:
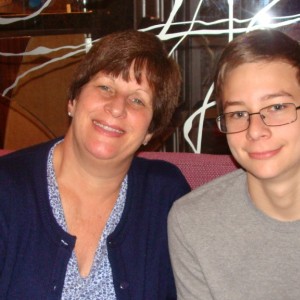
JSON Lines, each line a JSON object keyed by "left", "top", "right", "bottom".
{"left": 104, "top": 96, "right": 127, "bottom": 118}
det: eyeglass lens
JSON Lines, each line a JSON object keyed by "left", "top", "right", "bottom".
{"left": 217, "top": 103, "right": 299, "bottom": 134}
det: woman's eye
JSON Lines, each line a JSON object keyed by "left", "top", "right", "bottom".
{"left": 131, "top": 98, "right": 144, "bottom": 106}
{"left": 99, "top": 85, "right": 110, "bottom": 92}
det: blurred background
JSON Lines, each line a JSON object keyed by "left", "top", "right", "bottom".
{"left": 0, "top": 0, "right": 299, "bottom": 153}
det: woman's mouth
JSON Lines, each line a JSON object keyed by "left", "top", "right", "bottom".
{"left": 93, "top": 120, "right": 125, "bottom": 134}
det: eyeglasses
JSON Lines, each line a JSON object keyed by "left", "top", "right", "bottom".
{"left": 216, "top": 103, "right": 300, "bottom": 134}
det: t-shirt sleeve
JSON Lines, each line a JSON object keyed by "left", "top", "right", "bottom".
{"left": 168, "top": 201, "right": 214, "bottom": 300}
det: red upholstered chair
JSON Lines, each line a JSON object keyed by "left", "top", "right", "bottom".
{"left": 0, "top": 149, "right": 12, "bottom": 156}
{"left": 138, "top": 152, "right": 239, "bottom": 189}
{"left": 0, "top": 149, "right": 239, "bottom": 190}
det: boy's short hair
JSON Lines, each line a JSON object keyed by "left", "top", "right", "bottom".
{"left": 214, "top": 29, "right": 300, "bottom": 113}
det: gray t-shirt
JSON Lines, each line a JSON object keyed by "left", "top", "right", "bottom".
{"left": 168, "top": 169, "right": 300, "bottom": 300}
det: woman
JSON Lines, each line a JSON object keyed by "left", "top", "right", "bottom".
{"left": 0, "top": 30, "right": 190, "bottom": 299}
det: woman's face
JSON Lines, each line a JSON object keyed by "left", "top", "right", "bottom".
{"left": 68, "top": 64, "right": 153, "bottom": 162}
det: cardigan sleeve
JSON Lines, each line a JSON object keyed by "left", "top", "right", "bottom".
{"left": 109, "top": 157, "right": 191, "bottom": 300}
{"left": 0, "top": 170, "right": 12, "bottom": 276}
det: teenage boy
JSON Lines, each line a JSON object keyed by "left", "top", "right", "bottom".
{"left": 168, "top": 29, "right": 300, "bottom": 300}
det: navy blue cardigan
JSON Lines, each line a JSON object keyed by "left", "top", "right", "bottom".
{"left": 0, "top": 140, "right": 190, "bottom": 300}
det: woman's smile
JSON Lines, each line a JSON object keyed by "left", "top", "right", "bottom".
{"left": 93, "top": 120, "right": 125, "bottom": 135}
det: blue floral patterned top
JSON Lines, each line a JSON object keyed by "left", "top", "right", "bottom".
{"left": 47, "top": 143, "right": 127, "bottom": 299}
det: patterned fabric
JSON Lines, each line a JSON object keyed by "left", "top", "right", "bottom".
{"left": 47, "top": 144, "right": 127, "bottom": 299}
{"left": 138, "top": 151, "right": 239, "bottom": 189}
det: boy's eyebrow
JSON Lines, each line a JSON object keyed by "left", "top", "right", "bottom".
{"left": 223, "top": 100, "right": 244, "bottom": 110}
{"left": 261, "top": 91, "right": 293, "bottom": 101}
{"left": 223, "top": 91, "right": 294, "bottom": 110}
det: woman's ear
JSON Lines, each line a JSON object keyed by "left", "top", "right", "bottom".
{"left": 143, "top": 133, "right": 153, "bottom": 146}
{"left": 67, "top": 99, "right": 77, "bottom": 117}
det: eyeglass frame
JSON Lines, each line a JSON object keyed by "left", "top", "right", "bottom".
{"left": 216, "top": 102, "right": 300, "bottom": 134}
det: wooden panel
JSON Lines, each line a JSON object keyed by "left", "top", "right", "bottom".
{"left": 0, "top": 36, "right": 30, "bottom": 97}
{"left": 4, "top": 34, "right": 85, "bottom": 149}
{"left": 0, "top": 95, "right": 9, "bottom": 147}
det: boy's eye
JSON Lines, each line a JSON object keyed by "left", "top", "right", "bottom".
{"left": 228, "top": 111, "right": 248, "bottom": 119}
{"left": 270, "top": 103, "right": 286, "bottom": 111}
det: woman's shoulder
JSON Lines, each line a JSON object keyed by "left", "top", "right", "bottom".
{"left": 131, "top": 156, "right": 191, "bottom": 192}
{"left": 0, "top": 139, "right": 59, "bottom": 177}
{"left": 133, "top": 155, "right": 187, "bottom": 179}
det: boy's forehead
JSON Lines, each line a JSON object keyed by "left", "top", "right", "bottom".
{"left": 221, "top": 60, "right": 300, "bottom": 101}
{"left": 223, "top": 59, "right": 298, "bottom": 83}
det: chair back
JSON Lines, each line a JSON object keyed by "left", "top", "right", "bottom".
{"left": 138, "top": 152, "right": 239, "bottom": 189}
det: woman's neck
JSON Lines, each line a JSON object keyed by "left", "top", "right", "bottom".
{"left": 53, "top": 140, "right": 128, "bottom": 203}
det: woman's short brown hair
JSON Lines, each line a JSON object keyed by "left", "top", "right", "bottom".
{"left": 68, "top": 30, "right": 181, "bottom": 134}
{"left": 214, "top": 29, "right": 300, "bottom": 114}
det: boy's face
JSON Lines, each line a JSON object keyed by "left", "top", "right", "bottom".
{"left": 222, "top": 60, "right": 300, "bottom": 182}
